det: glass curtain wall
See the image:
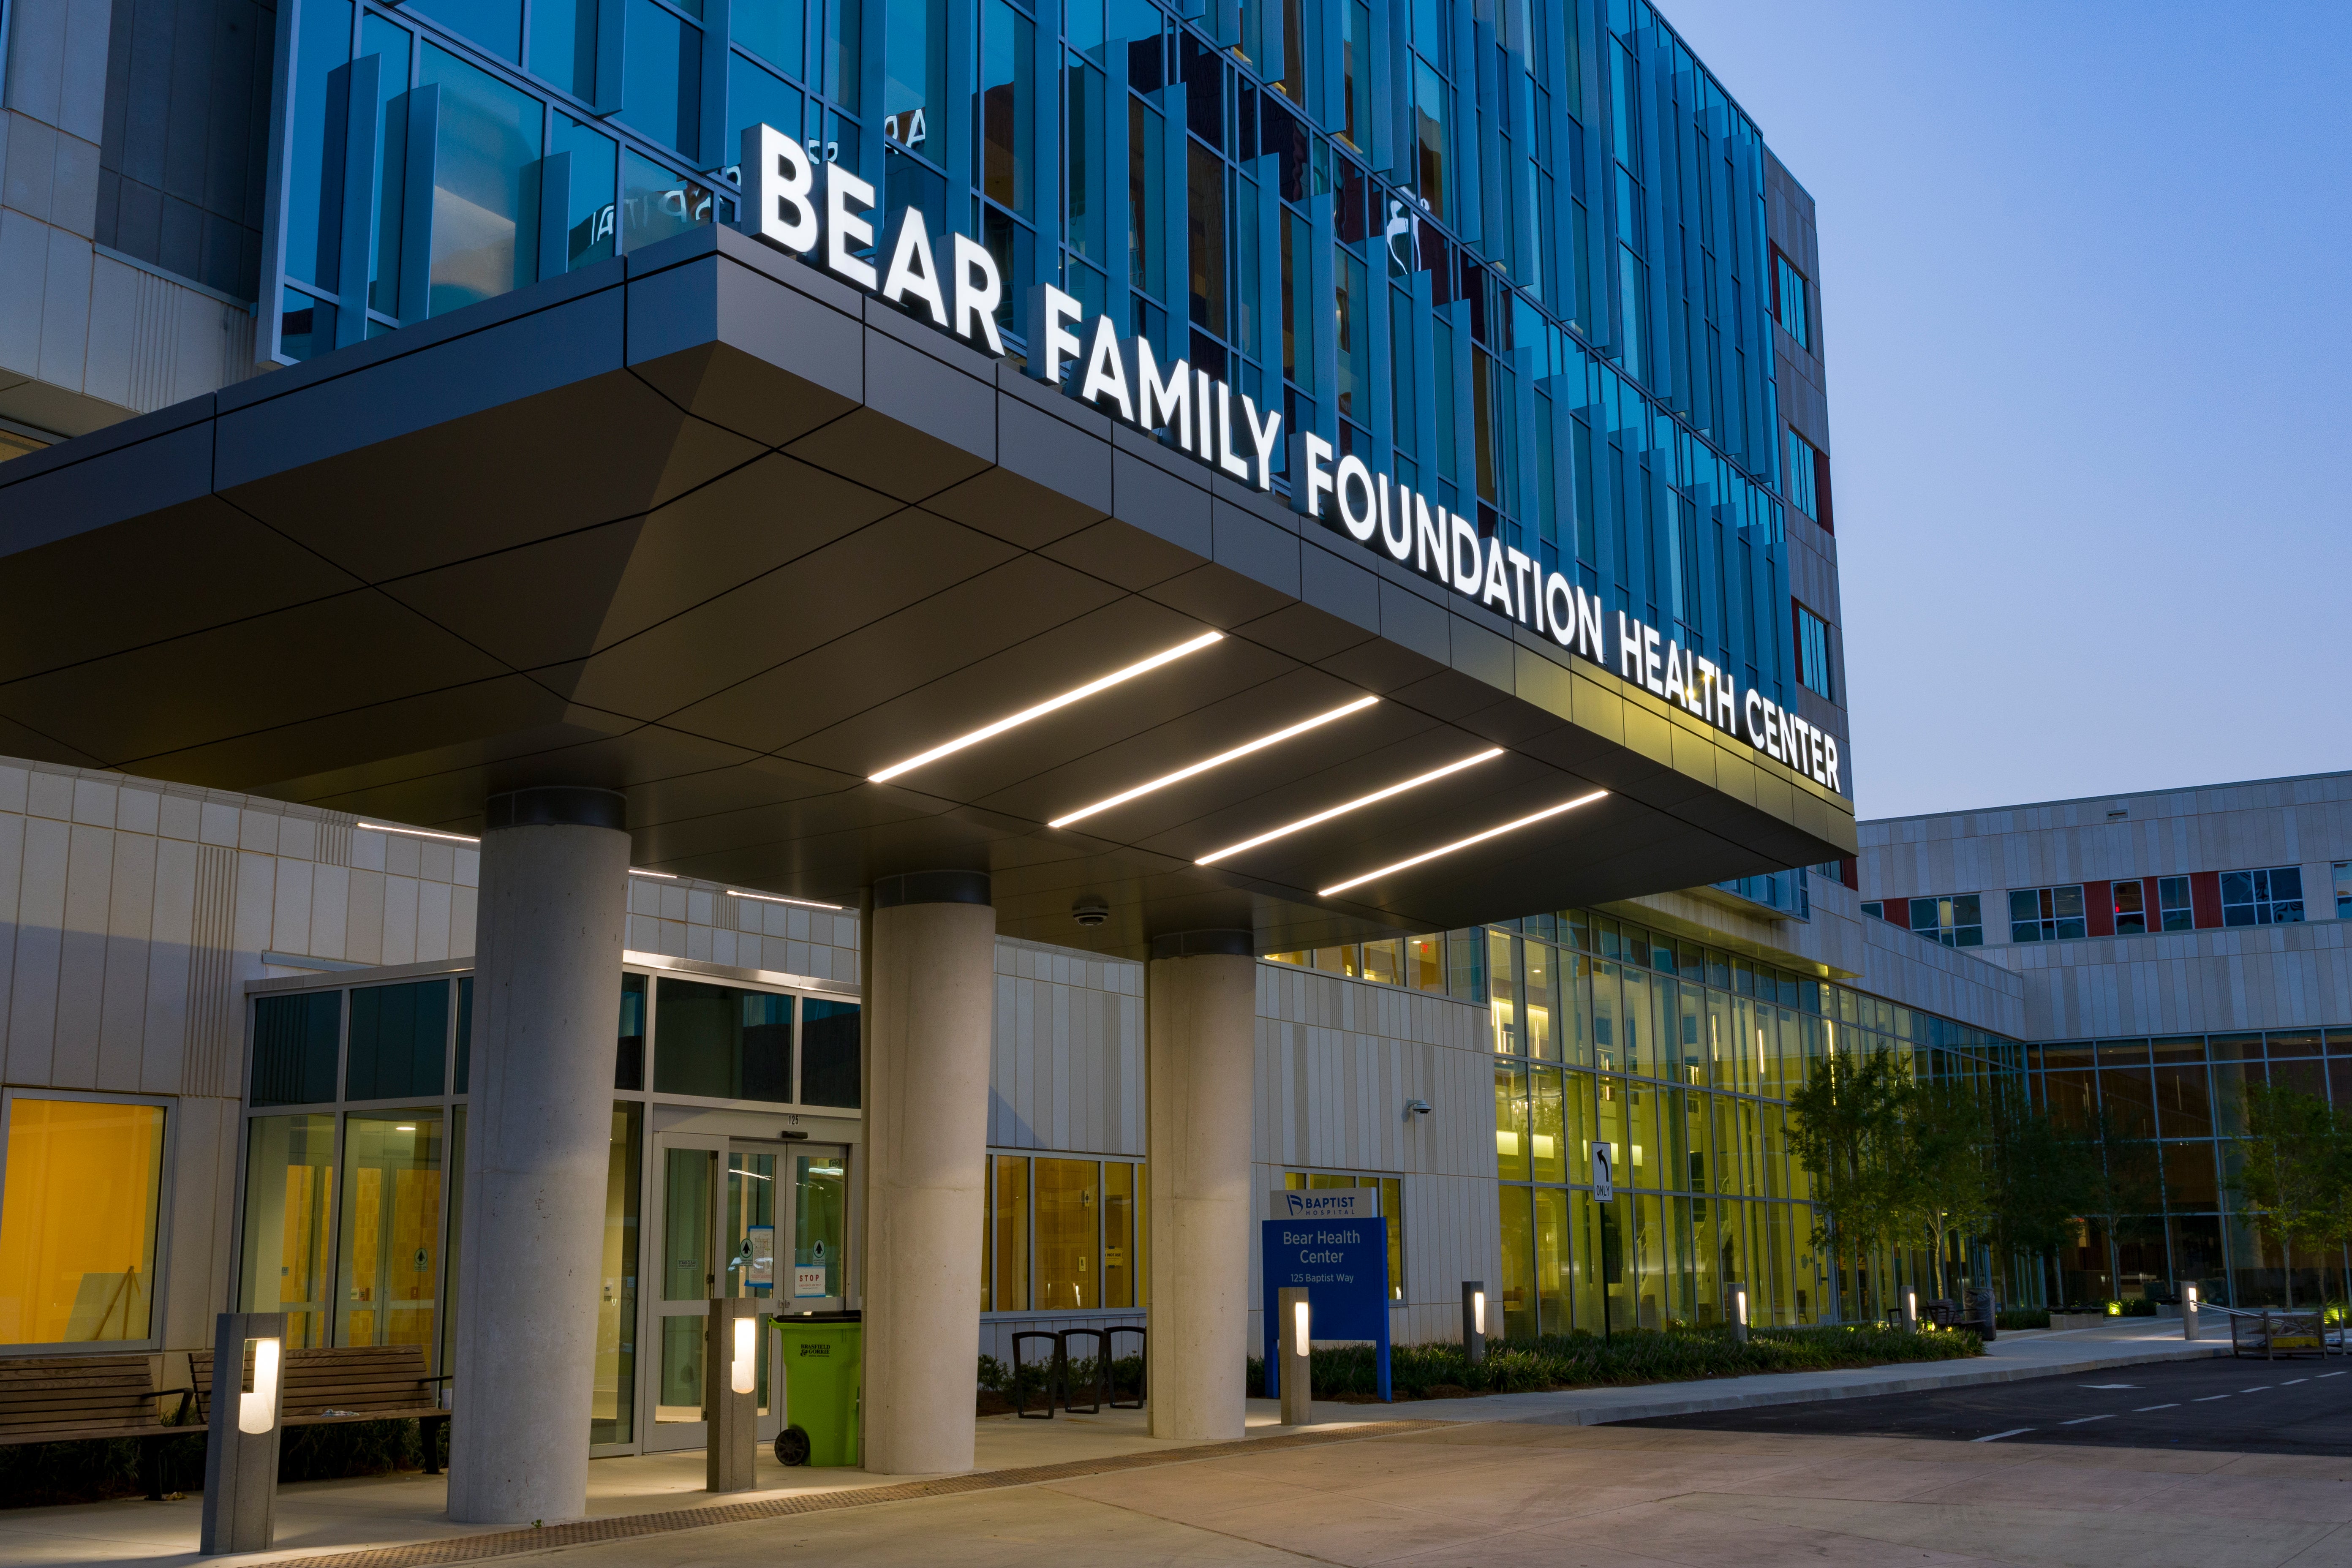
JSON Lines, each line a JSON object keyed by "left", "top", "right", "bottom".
{"left": 1277, "top": 908, "right": 2027, "bottom": 1331}
{"left": 2030, "top": 1028, "right": 2352, "bottom": 1310}
{"left": 264, "top": 0, "right": 1802, "bottom": 705}
{"left": 238, "top": 964, "right": 854, "bottom": 1451}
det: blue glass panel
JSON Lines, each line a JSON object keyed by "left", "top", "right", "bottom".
{"left": 361, "top": 16, "right": 412, "bottom": 316}
{"left": 619, "top": 0, "right": 702, "bottom": 161}
{"left": 882, "top": 0, "right": 943, "bottom": 155}
{"left": 528, "top": 0, "right": 599, "bottom": 98}
{"left": 732, "top": 0, "right": 806, "bottom": 78}
{"left": 728, "top": 53, "right": 804, "bottom": 171}
{"left": 279, "top": 286, "right": 329, "bottom": 361}
{"left": 621, "top": 147, "right": 715, "bottom": 252}
{"left": 408, "top": 0, "right": 521, "bottom": 62}
{"left": 285, "top": 0, "right": 354, "bottom": 291}
{"left": 553, "top": 112, "right": 619, "bottom": 267}
{"left": 418, "top": 43, "right": 541, "bottom": 315}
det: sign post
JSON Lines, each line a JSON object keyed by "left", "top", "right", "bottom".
{"left": 1592, "top": 1146, "right": 1616, "bottom": 1342}
{"left": 1261, "top": 1190, "right": 1390, "bottom": 1403}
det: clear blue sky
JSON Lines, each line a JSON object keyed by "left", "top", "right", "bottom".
{"left": 1662, "top": 1, "right": 2352, "bottom": 820}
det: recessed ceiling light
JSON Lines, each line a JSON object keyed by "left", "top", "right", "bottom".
{"left": 726, "top": 889, "right": 845, "bottom": 911}
{"left": 1318, "top": 789, "right": 1609, "bottom": 898}
{"left": 1048, "top": 696, "right": 1380, "bottom": 829}
{"left": 357, "top": 821, "right": 479, "bottom": 844}
{"left": 867, "top": 630, "right": 1224, "bottom": 784}
{"left": 1194, "top": 748, "right": 1506, "bottom": 865}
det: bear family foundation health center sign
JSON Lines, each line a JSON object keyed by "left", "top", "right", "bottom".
{"left": 1261, "top": 1190, "right": 1392, "bottom": 1402}
{"left": 735, "top": 123, "right": 1848, "bottom": 801}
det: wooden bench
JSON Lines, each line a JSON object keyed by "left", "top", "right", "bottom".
{"left": 191, "top": 1344, "right": 451, "bottom": 1473}
{"left": 0, "top": 1353, "right": 194, "bottom": 1501}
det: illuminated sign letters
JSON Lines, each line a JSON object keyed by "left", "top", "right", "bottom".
{"left": 738, "top": 122, "right": 1843, "bottom": 795}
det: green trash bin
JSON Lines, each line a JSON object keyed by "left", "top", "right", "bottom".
{"left": 772, "top": 1313, "right": 862, "bottom": 1467}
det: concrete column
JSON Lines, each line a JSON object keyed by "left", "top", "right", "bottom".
{"left": 448, "top": 788, "right": 630, "bottom": 1526}
{"left": 1145, "top": 934, "right": 1258, "bottom": 1442}
{"left": 861, "top": 871, "right": 996, "bottom": 1475}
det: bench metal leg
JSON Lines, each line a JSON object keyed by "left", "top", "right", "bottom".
{"left": 422, "top": 1414, "right": 449, "bottom": 1475}
{"left": 142, "top": 1434, "right": 165, "bottom": 1501}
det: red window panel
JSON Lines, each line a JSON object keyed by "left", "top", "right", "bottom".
{"left": 2190, "top": 870, "right": 2224, "bottom": 929}
{"left": 1813, "top": 446, "right": 1834, "bottom": 534}
{"left": 2085, "top": 881, "right": 2113, "bottom": 938}
{"left": 1840, "top": 857, "right": 1858, "bottom": 891}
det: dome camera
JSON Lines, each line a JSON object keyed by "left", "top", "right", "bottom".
{"left": 1073, "top": 897, "right": 1110, "bottom": 928}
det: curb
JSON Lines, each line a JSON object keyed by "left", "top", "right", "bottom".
{"left": 1392, "top": 1342, "right": 2233, "bottom": 1428}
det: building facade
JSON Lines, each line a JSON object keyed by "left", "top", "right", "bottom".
{"left": 0, "top": 0, "right": 1891, "bottom": 1525}
{"left": 1861, "top": 770, "right": 2352, "bottom": 1309}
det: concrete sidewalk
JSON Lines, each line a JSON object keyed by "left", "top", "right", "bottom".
{"left": 1271, "top": 1321, "right": 2231, "bottom": 1429}
{"left": 0, "top": 1325, "right": 2229, "bottom": 1566}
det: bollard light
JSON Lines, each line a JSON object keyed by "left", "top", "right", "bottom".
{"left": 1734, "top": 1285, "right": 1748, "bottom": 1326}
{"left": 731, "top": 1313, "right": 757, "bottom": 1394}
{"left": 238, "top": 1337, "right": 281, "bottom": 1435}
{"left": 1906, "top": 1288, "right": 1917, "bottom": 1328}
{"left": 1293, "top": 1299, "right": 1312, "bottom": 1356}
{"left": 2186, "top": 1284, "right": 2199, "bottom": 1307}
{"left": 1473, "top": 1290, "right": 1486, "bottom": 1335}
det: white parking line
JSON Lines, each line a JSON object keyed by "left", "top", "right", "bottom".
{"left": 2194, "top": 1395, "right": 2230, "bottom": 1402}
{"left": 2133, "top": 1403, "right": 2180, "bottom": 1411}
{"left": 2243, "top": 1387, "right": 2273, "bottom": 1393}
{"left": 2284, "top": 1378, "right": 2310, "bottom": 1386}
{"left": 2323, "top": 1372, "right": 2349, "bottom": 1379}
{"left": 1971, "top": 1427, "right": 2035, "bottom": 1443}
{"left": 2061, "top": 1414, "right": 2115, "bottom": 1425}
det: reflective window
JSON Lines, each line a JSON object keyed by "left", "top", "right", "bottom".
{"left": 2221, "top": 866, "right": 2304, "bottom": 927}
{"left": 419, "top": 44, "right": 542, "bottom": 313}
{"left": 1793, "top": 602, "right": 1834, "bottom": 699}
{"left": 253, "top": 991, "right": 344, "bottom": 1107}
{"left": 347, "top": 980, "right": 450, "bottom": 1101}
{"left": 2010, "top": 885, "right": 2088, "bottom": 943}
{"left": 1907, "top": 894, "right": 1982, "bottom": 949}
{"left": 653, "top": 979, "right": 795, "bottom": 1102}
{"left": 800, "top": 999, "right": 861, "bottom": 1107}
{"left": 0, "top": 1099, "right": 167, "bottom": 1345}
{"left": 2159, "top": 875, "right": 2194, "bottom": 931}
{"left": 1771, "top": 248, "right": 1809, "bottom": 349}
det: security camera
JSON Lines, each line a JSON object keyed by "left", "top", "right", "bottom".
{"left": 1405, "top": 1098, "right": 1433, "bottom": 1119}
{"left": 1073, "top": 897, "right": 1109, "bottom": 928}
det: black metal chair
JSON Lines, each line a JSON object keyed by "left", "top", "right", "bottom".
{"left": 1058, "top": 1328, "right": 1107, "bottom": 1414}
{"left": 1106, "top": 1325, "right": 1146, "bottom": 1409}
{"left": 1011, "top": 1331, "right": 1063, "bottom": 1418}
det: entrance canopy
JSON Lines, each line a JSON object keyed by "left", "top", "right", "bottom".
{"left": 0, "top": 226, "right": 1852, "bottom": 956}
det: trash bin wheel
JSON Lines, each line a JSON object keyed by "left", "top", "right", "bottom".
{"left": 775, "top": 1426, "right": 811, "bottom": 1467}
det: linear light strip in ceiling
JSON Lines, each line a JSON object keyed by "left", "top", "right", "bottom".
{"left": 1048, "top": 696, "right": 1381, "bottom": 829}
{"left": 1317, "top": 789, "right": 1610, "bottom": 898}
{"left": 359, "top": 820, "right": 681, "bottom": 879}
{"left": 727, "top": 889, "right": 845, "bottom": 911}
{"left": 1193, "top": 748, "right": 1507, "bottom": 865}
{"left": 357, "top": 821, "right": 479, "bottom": 844}
{"left": 868, "top": 630, "right": 1225, "bottom": 784}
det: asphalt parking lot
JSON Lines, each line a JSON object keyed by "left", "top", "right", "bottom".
{"left": 1621, "top": 1350, "right": 2352, "bottom": 1456}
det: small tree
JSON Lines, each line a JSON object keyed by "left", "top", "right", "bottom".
{"left": 2232, "top": 1084, "right": 2352, "bottom": 1309}
{"left": 1892, "top": 1077, "right": 1996, "bottom": 1301}
{"left": 1984, "top": 1097, "right": 2095, "bottom": 1299}
{"left": 1787, "top": 1047, "right": 1908, "bottom": 1317}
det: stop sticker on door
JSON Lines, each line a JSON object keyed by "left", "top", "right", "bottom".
{"left": 794, "top": 1266, "right": 828, "bottom": 1298}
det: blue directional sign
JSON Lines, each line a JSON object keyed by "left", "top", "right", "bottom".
{"left": 1260, "top": 1196, "right": 1391, "bottom": 1402}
